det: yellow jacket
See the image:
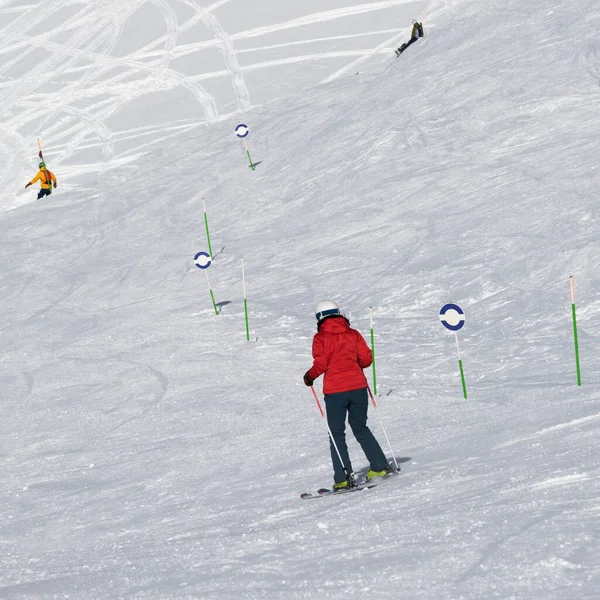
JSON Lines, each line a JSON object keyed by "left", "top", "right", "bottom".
{"left": 29, "top": 168, "right": 56, "bottom": 190}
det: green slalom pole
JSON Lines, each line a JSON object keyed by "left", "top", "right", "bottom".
{"left": 235, "top": 125, "right": 255, "bottom": 171}
{"left": 202, "top": 198, "right": 214, "bottom": 260}
{"left": 205, "top": 271, "right": 218, "bottom": 316}
{"left": 194, "top": 251, "right": 218, "bottom": 315}
{"left": 570, "top": 276, "right": 581, "bottom": 386}
{"left": 455, "top": 332, "right": 468, "bottom": 399}
{"left": 242, "top": 257, "right": 250, "bottom": 340}
{"left": 244, "top": 139, "right": 255, "bottom": 171}
{"left": 369, "top": 306, "right": 377, "bottom": 395}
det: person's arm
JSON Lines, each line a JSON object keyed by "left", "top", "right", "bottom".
{"left": 25, "top": 172, "right": 41, "bottom": 188}
{"left": 50, "top": 171, "right": 57, "bottom": 188}
{"left": 307, "top": 335, "right": 327, "bottom": 381}
{"left": 356, "top": 331, "right": 373, "bottom": 369}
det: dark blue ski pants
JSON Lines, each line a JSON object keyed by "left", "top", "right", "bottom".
{"left": 324, "top": 387, "right": 388, "bottom": 483}
{"left": 398, "top": 36, "right": 419, "bottom": 54}
{"left": 37, "top": 188, "right": 52, "bottom": 200}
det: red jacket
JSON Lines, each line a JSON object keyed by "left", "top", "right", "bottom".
{"left": 308, "top": 316, "right": 372, "bottom": 395}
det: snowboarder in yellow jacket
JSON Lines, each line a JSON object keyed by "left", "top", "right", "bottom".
{"left": 25, "top": 163, "right": 57, "bottom": 200}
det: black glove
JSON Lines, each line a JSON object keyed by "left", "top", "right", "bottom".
{"left": 303, "top": 371, "right": 314, "bottom": 387}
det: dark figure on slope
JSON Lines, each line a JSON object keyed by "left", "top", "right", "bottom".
{"left": 25, "top": 163, "right": 57, "bottom": 200}
{"left": 303, "top": 300, "right": 393, "bottom": 489}
{"left": 395, "top": 19, "right": 424, "bottom": 57}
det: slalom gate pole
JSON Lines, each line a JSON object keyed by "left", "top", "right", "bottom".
{"left": 367, "top": 385, "right": 399, "bottom": 471}
{"left": 202, "top": 198, "right": 214, "bottom": 260}
{"left": 310, "top": 386, "right": 353, "bottom": 482}
{"left": 570, "top": 276, "right": 581, "bottom": 386}
{"left": 242, "top": 257, "right": 250, "bottom": 341}
{"left": 455, "top": 332, "right": 468, "bottom": 399}
{"left": 369, "top": 307, "right": 377, "bottom": 395}
{"left": 205, "top": 270, "right": 219, "bottom": 316}
{"left": 243, "top": 139, "right": 255, "bottom": 171}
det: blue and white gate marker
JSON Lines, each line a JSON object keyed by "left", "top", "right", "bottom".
{"left": 439, "top": 303, "right": 465, "bottom": 331}
{"left": 439, "top": 303, "right": 467, "bottom": 398}
{"left": 235, "top": 123, "right": 255, "bottom": 171}
{"left": 194, "top": 251, "right": 212, "bottom": 270}
{"left": 194, "top": 251, "right": 218, "bottom": 315}
{"left": 235, "top": 124, "right": 249, "bottom": 139}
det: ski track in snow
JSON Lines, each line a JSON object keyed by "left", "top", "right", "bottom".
{"left": 0, "top": 0, "right": 414, "bottom": 210}
{"left": 182, "top": 0, "right": 251, "bottom": 113}
{"left": 496, "top": 412, "right": 600, "bottom": 449}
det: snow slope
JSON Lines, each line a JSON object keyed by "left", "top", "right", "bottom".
{"left": 2, "top": 0, "right": 600, "bottom": 598}
{"left": 0, "top": 0, "right": 423, "bottom": 212}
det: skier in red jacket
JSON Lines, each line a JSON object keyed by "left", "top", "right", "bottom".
{"left": 304, "top": 300, "right": 392, "bottom": 489}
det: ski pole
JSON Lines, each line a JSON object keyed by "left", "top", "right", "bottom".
{"left": 367, "top": 385, "right": 399, "bottom": 471}
{"left": 369, "top": 306, "right": 377, "bottom": 395}
{"left": 310, "top": 386, "right": 354, "bottom": 482}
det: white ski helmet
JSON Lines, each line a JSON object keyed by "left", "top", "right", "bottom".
{"left": 315, "top": 300, "right": 340, "bottom": 322}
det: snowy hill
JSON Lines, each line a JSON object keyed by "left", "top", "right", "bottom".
{"left": 2, "top": 0, "right": 600, "bottom": 598}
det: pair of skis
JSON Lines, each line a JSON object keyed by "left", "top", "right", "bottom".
{"left": 300, "top": 470, "right": 399, "bottom": 500}
{"left": 304, "top": 386, "right": 401, "bottom": 500}
{"left": 37, "top": 139, "right": 46, "bottom": 168}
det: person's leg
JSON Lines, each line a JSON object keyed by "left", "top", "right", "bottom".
{"left": 37, "top": 188, "right": 50, "bottom": 200}
{"left": 325, "top": 391, "right": 353, "bottom": 483}
{"left": 347, "top": 388, "right": 388, "bottom": 471}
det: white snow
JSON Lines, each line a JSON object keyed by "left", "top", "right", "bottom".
{"left": 1, "top": 0, "right": 600, "bottom": 598}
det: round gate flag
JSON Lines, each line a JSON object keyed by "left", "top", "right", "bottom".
{"left": 235, "top": 124, "right": 249, "bottom": 138}
{"left": 194, "top": 251, "right": 212, "bottom": 270}
{"left": 439, "top": 303, "right": 465, "bottom": 331}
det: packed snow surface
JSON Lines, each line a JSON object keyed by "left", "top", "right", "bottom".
{"left": 1, "top": 0, "right": 600, "bottom": 598}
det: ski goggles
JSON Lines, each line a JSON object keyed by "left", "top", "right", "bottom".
{"left": 316, "top": 308, "right": 340, "bottom": 321}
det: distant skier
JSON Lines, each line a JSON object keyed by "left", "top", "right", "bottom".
{"left": 25, "top": 163, "right": 57, "bottom": 200}
{"left": 303, "top": 300, "right": 393, "bottom": 489}
{"left": 395, "top": 19, "right": 424, "bottom": 56}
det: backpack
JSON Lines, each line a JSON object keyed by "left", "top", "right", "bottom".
{"left": 41, "top": 169, "right": 53, "bottom": 193}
